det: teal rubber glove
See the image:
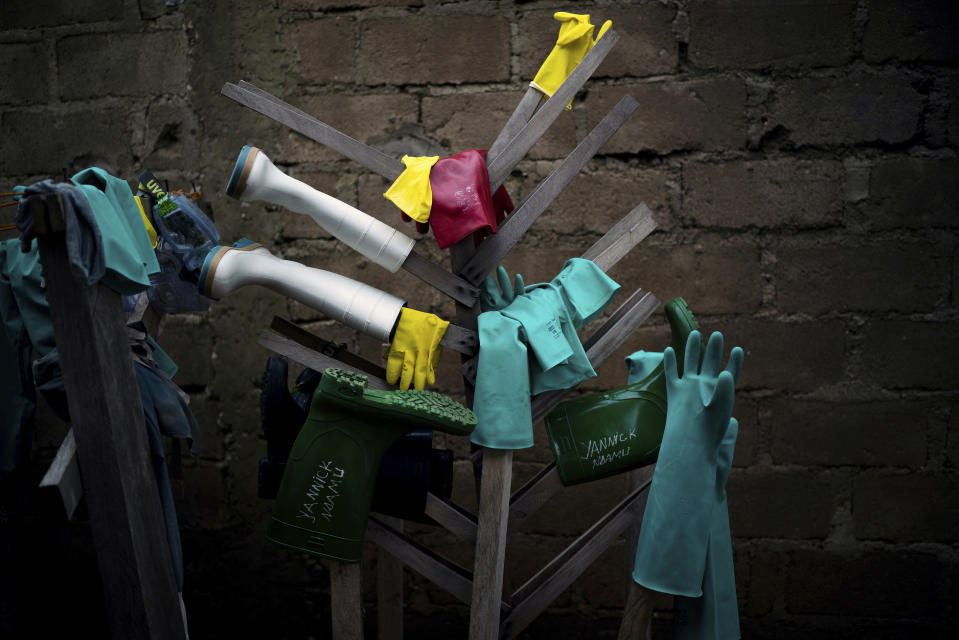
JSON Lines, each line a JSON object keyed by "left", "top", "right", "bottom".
{"left": 633, "top": 330, "right": 743, "bottom": 596}
{"left": 471, "top": 312, "right": 533, "bottom": 449}
{"left": 479, "top": 265, "right": 525, "bottom": 312}
{"left": 674, "top": 416, "right": 741, "bottom": 639}
{"left": 625, "top": 350, "right": 663, "bottom": 384}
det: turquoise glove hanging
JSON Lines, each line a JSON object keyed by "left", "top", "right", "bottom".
{"left": 632, "top": 330, "right": 743, "bottom": 596}
{"left": 674, "top": 417, "right": 742, "bottom": 640}
{"left": 479, "top": 265, "right": 525, "bottom": 312}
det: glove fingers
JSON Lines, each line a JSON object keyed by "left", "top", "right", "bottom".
{"left": 416, "top": 220, "right": 430, "bottom": 234}
{"left": 594, "top": 19, "right": 612, "bottom": 43}
{"left": 401, "top": 212, "right": 412, "bottom": 223}
{"left": 514, "top": 273, "right": 525, "bottom": 295}
{"left": 663, "top": 346, "right": 678, "bottom": 385}
{"left": 386, "top": 352, "right": 404, "bottom": 386}
{"left": 496, "top": 265, "right": 512, "bottom": 299}
{"left": 701, "top": 331, "right": 725, "bottom": 379}
{"left": 725, "top": 346, "right": 745, "bottom": 384}
{"left": 400, "top": 359, "right": 415, "bottom": 391}
{"left": 412, "top": 363, "right": 427, "bottom": 391}
{"left": 709, "top": 370, "right": 736, "bottom": 420}
{"left": 684, "top": 330, "right": 702, "bottom": 377}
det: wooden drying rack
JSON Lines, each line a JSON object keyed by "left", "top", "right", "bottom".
{"left": 34, "top": 28, "right": 663, "bottom": 640}
{"left": 229, "top": 29, "right": 662, "bottom": 639}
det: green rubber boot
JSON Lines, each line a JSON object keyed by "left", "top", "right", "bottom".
{"left": 544, "top": 297, "right": 700, "bottom": 486}
{"left": 268, "top": 368, "right": 475, "bottom": 561}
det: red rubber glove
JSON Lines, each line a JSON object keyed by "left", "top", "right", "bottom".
{"left": 398, "top": 149, "right": 514, "bottom": 248}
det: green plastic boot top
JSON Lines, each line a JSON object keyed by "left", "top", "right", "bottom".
{"left": 268, "top": 369, "right": 475, "bottom": 562}
{"left": 545, "top": 297, "right": 701, "bottom": 486}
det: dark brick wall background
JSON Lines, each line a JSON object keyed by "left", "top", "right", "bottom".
{"left": 2, "top": 0, "right": 957, "bottom": 638}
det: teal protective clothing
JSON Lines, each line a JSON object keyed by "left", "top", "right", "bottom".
{"left": 0, "top": 239, "right": 55, "bottom": 474}
{"left": 632, "top": 330, "right": 743, "bottom": 596}
{"left": 674, "top": 417, "right": 741, "bottom": 640}
{"left": 70, "top": 168, "right": 160, "bottom": 294}
{"left": 17, "top": 171, "right": 159, "bottom": 295}
{"left": 471, "top": 258, "right": 620, "bottom": 450}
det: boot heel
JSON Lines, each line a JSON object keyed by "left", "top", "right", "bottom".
{"left": 321, "top": 368, "right": 368, "bottom": 399}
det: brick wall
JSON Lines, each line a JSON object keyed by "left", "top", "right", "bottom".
{"left": 2, "top": 0, "right": 957, "bottom": 637}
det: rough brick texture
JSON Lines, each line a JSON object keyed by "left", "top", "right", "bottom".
{"left": 688, "top": 0, "right": 858, "bottom": 70}
{"left": 58, "top": 32, "right": 190, "bottom": 100}
{"left": 854, "top": 474, "right": 959, "bottom": 542}
{"left": 767, "top": 72, "right": 923, "bottom": 146}
{"left": 683, "top": 158, "right": 844, "bottom": 228}
{"left": 358, "top": 16, "right": 510, "bottom": 85}
{"left": 2, "top": 0, "right": 958, "bottom": 637}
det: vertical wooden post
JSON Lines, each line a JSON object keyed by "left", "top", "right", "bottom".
{"left": 620, "top": 466, "right": 656, "bottom": 640}
{"left": 377, "top": 516, "right": 405, "bottom": 640}
{"left": 469, "top": 449, "right": 513, "bottom": 640}
{"left": 327, "top": 560, "right": 365, "bottom": 639}
{"left": 29, "top": 193, "right": 187, "bottom": 640}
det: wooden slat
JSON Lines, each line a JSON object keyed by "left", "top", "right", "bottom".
{"left": 439, "top": 322, "right": 478, "bottom": 356}
{"left": 367, "top": 516, "right": 476, "bottom": 607}
{"left": 486, "top": 30, "right": 620, "bottom": 191}
{"left": 325, "top": 560, "right": 364, "bottom": 640}
{"left": 423, "top": 493, "right": 478, "bottom": 544}
{"left": 618, "top": 582, "right": 657, "bottom": 640}
{"left": 468, "top": 449, "right": 513, "bottom": 640}
{"left": 38, "top": 428, "right": 83, "bottom": 520}
{"left": 582, "top": 203, "right": 658, "bottom": 273}
{"left": 459, "top": 95, "right": 640, "bottom": 285}
{"left": 506, "top": 463, "right": 563, "bottom": 534}
{"left": 270, "top": 316, "right": 387, "bottom": 378}
{"left": 377, "top": 516, "right": 405, "bottom": 640}
{"left": 400, "top": 250, "right": 480, "bottom": 307}
{"left": 258, "top": 330, "right": 391, "bottom": 389}
{"left": 223, "top": 82, "right": 403, "bottom": 180}
{"left": 30, "top": 193, "right": 186, "bottom": 640}
{"left": 486, "top": 89, "right": 541, "bottom": 163}
{"left": 501, "top": 479, "right": 652, "bottom": 639}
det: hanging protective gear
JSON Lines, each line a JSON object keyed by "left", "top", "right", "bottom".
{"left": 198, "top": 239, "right": 405, "bottom": 343}
{"left": 633, "top": 330, "right": 743, "bottom": 597}
{"left": 480, "top": 265, "right": 526, "bottom": 312}
{"left": 226, "top": 145, "right": 414, "bottom": 272}
{"left": 530, "top": 12, "right": 612, "bottom": 104}
{"left": 385, "top": 307, "right": 449, "bottom": 391}
{"left": 544, "top": 297, "right": 700, "bottom": 486}
{"left": 387, "top": 149, "right": 515, "bottom": 248}
{"left": 382, "top": 154, "right": 440, "bottom": 224}
{"left": 471, "top": 259, "right": 620, "bottom": 450}
{"left": 673, "top": 417, "right": 742, "bottom": 640}
{"left": 269, "top": 368, "right": 475, "bottom": 562}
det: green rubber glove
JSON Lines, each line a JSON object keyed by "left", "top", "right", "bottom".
{"left": 479, "top": 265, "right": 525, "bottom": 312}
{"left": 633, "top": 330, "right": 743, "bottom": 596}
{"left": 530, "top": 12, "right": 612, "bottom": 104}
{"left": 674, "top": 417, "right": 741, "bottom": 639}
{"left": 385, "top": 307, "right": 449, "bottom": 391}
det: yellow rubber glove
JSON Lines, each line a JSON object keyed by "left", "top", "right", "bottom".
{"left": 530, "top": 12, "right": 612, "bottom": 106}
{"left": 385, "top": 307, "right": 449, "bottom": 390}
{"left": 383, "top": 154, "right": 439, "bottom": 223}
